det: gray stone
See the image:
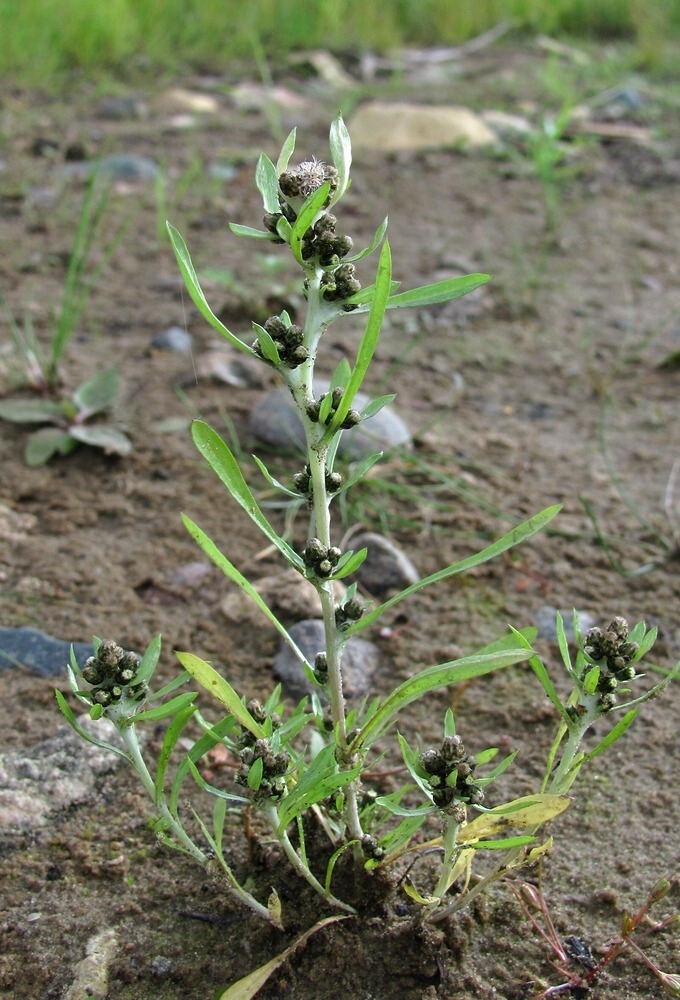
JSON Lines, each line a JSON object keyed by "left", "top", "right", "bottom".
{"left": 249, "top": 386, "right": 411, "bottom": 461}
{"left": 95, "top": 96, "right": 145, "bottom": 120}
{"left": 0, "top": 626, "right": 92, "bottom": 675}
{"left": 56, "top": 154, "right": 160, "bottom": 182}
{"left": 151, "top": 325, "right": 194, "bottom": 352}
{"left": 0, "top": 717, "right": 125, "bottom": 833}
{"left": 273, "top": 619, "right": 379, "bottom": 700}
{"left": 348, "top": 532, "right": 419, "bottom": 596}
{"left": 534, "top": 606, "right": 598, "bottom": 642}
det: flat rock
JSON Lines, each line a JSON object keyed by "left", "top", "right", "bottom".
{"left": 273, "top": 619, "right": 379, "bottom": 700}
{"left": 348, "top": 102, "right": 497, "bottom": 151}
{"left": 348, "top": 532, "right": 419, "bottom": 596}
{"left": 249, "top": 386, "right": 411, "bottom": 461}
{"left": 0, "top": 626, "right": 92, "bottom": 675}
{"left": 0, "top": 717, "right": 125, "bottom": 833}
{"left": 221, "top": 570, "right": 328, "bottom": 624}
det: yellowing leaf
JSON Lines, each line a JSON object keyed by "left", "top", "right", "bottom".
{"left": 403, "top": 881, "right": 439, "bottom": 906}
{"left": 458, "top": 794, "right": 570, "bottom": 845}
{"left": 216, "top": 915, "right": 349, "bottom": 1000}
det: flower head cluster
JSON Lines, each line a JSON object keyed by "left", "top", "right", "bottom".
{"left": 582, "top": 616, "right": 639, "bottom": 708}
{"left": 279, "top": 158, "right": 338, "bottom": 204}
{"left": 236, "top": 737, "right": 290, "bottom": 800}
{"left": 420, "top": 734, "right": 483, "bottom": 813}
{"left": 300, "top": 213, "right": 353, "bottom": 267}
{"left": 254, "top": 315, "right": 308, "bottom": 369}
{"left": 81, "top": 640, "right": 147, "bottom": 708}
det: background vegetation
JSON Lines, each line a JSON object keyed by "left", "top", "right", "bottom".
{"left": 1, "top": 0, "right": 678, "bottom": 84}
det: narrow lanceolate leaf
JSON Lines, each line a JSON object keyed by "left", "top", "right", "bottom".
{"left": 331, "top": 548, "right": 367, "bottom": 580}
{"left": 328, "top": 114, "right": 352, "bottom": 204}
{"left": 255, "top": 153, "right": 281, "bottom": 213}
{"left": 154, "top": 700, "right": 198, "bottom": 802}
{"left": 384, "top": 273, "right": 491, "bottom": 309}
{"left": 276, "top": 128, "right": 297, "bottom": 174}
{"left": 325, "top": 239, "right": 392, "bottom": 437}
{"left": 166, "top": 223, "right": 253, "bottom": 356}
{"left": 228, "top": 223, "right": 278, "bottom": 241}
{"left": 131, "top": 691, "right": 198, "bottom": 725}
{"left": 182, "top": 515, "right": 314, "bottom": 676}
{"left": 251, "top": 456, "right": 300, "bottom": 498}
{"left": 347, "top": 505, "right": 561, "bottom": 636}
{"left": 578, "top": 708, "right": 639, "bottom": 766}
{"left": 276, "top": 744, "right": 361, "bottom": 833}
{"left": 215, "top": 916, "right": 349, "bottom": 1000}
{"left": 251, "top": 322, "right": 282, "bottom": 365}
{"left": 345, "top": 217, "right": 388, "bottom": 263}
{"left": 351, "top": 648, "right": 533, "bottom": 753}
{"left": 290, "top": 182, "right": 331, "bottom": 265}
{"left": 458, "top": 794, "right": 571, "bottom": 843}
{"left": 191, "top": 421, "right": 304, "bottom": 569}
{"left": 55, "top": 690, "right": 131, "bottom": 763}
{"left": 174, "top": 651, "right": 266, "bottom": 739}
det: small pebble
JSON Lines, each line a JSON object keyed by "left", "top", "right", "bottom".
{"left": 151, "top": 325, "right": 194, "bottom": 353}
{"left": 56, "top": 154, "right": 160, "bottom": 182}
{"left": 273, "top": 619, "right": 379, "bottom": 700}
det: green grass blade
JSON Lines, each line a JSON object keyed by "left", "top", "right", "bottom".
{"left": 190, "top": 420, "right": 304, "bottom": 568}
{"left": 350, "top": 648, "right": 533, "bottom": 753}
{"left": 166, "top": 223, "right": 253, "bottom": 356}
{"left": 175, "top": 651, "right": 266, "bottom": 739}
{"left": 347, "top": 505, "right": 561, "bottom": 635}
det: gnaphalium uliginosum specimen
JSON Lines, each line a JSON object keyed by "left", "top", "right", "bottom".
{"left": 57, "top": 117, "right": 678, "bottom": 928}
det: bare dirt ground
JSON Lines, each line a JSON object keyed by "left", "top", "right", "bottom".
{"left": 1, "top": 40, "right": 679, "bottom": 1000}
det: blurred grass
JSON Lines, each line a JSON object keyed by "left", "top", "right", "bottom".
{"left": 0, "top": 0, "right": 678, "bottom": 83}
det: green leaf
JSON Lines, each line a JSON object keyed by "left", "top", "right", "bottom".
{"left": 579, "top": 708, "right": 639, "bottom": 765}
{"left": 25, "top": 428, "right": 77, "bottom": 465}
{"left": 135, "top": 634, "right": 163, "bottom": 686}
{"left": 360, "top": 394, "right": 396, "bottom": 420}
{"left": 131, "top": 691, "right": 197, "bottom": 725}
{"left": 68, "top": 425, "right": 132, "bottom": 456}
{"left": 334, "top": 452, "right": 383, "bottom": 496}
{"left": 255, "top": 153, "right": 280, "bottom": 214}
{"left": 251, "top": 322, "right": 282, "bottom": 365}
{"left": 181, "top": 515, "right": 314, "bottom": 678}
{"left": 72, "top": 368, "right": 119, "bottom": 414}
{"left": 351, "top": 648, "right": 533, "bottom": 753}
{"left": 252, "top": 455, "right": 301, "bottom": 498}
{"left": 228, "top": 223, "right": 278, "bottom": 241}
{"left": 471, "top": 836, "right": 535, "bottom": 850}
{"left": 154, "top": 700, "right": 198, "bottom": 802}
{"left": 191, "top": 421, "right": 303, "bottom": 568}
{"left": 276, "top": 744, "right": 361, "bottom": 833}
{"left": 175, "top": 651, "right": 266, "bottom": 739}
{"left": 276, "top": 128, "right": 297, "bottom": 173}
{"left": 347, "top": 506, "right": 561, "bottom": 635}
{"left": 325, "top": 239, "right": 392, "bottom": 436}
{"left": 55, "top": 690, "right": 131, "bottom": 763}
{"left": 346, "top": 273, "right": 491, "bottom": 313}
{"left": 0, "top": 398, "right": 65, "bottom": 423}
{"left": 166, "top": 223, "right": 253, "bottom": 356}
{"left": 331, "top": 547, "right": 367, "bottom": 580}
{"left": 246, "top": 755, "right": 264, "bottom": 791}
{"left": 290, "top": 181, "right": 331, "bottom": 265}
{"left": 328, "top": 114, "right": 352, "bottom": 205}
{"left": 384, "top": 273, "right": 491, "bottom": 309}
{"left": 170, "top": 716, "right": 236, "bottom": 815}
{"left": 345, "top": 217, "right": 388, "bottom": 263}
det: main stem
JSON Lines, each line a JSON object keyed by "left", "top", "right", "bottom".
{"left": 287, "top": 268, "right": 364, "bottom": 844}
